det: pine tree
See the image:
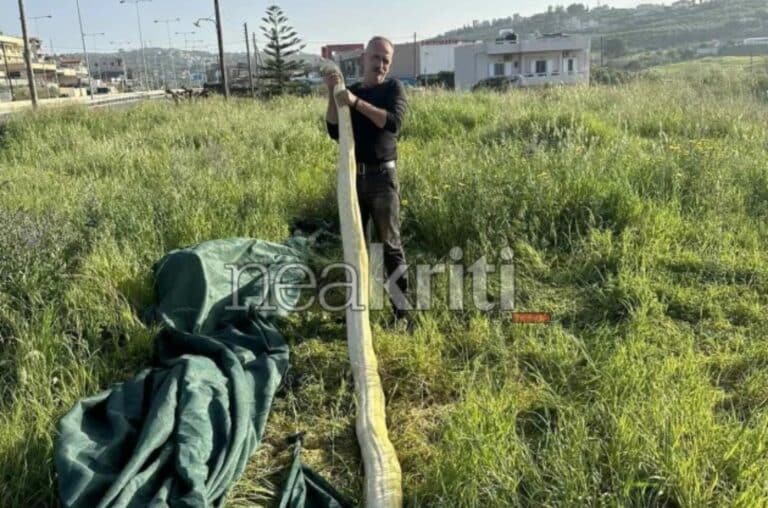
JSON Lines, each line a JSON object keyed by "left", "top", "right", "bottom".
{"left": 258, "top": 5, "right": 306, "bottom": 96}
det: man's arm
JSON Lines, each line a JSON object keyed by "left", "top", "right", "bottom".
{"left": 324, "top": 73, "right": 340, "bottom": 140}
{"left": 326, "top": 92, "right": 339, "bottom": 140}
{"left": 343, "top": 80, "right": 407, "bottom": 133}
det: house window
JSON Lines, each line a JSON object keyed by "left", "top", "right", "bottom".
{"left": 493, "top": 63, "right": 505, "bottom": 76}
{"left": 514, "top": 61, "right": 519, "bottom": 68}
{"left": 535, "top": 60, "right": 547, "bottom": 74}
{"left": 568, "top": 59, "right": 575, "bottom": 73}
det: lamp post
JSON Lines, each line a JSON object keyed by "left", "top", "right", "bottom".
{"left": 29, "top": 14, "right": 52, "bottom": 39}
{"left": 84, "top": 32, "right": 105, "bottom": 91}
{"left": 154, "top": 17, "right": 180, "bottom": 88}
{"left": 18, "top": 0, "right": 38, "bottom": 107}
{"left": 74, "top": 0, "right": 95, "bottom": 100}
{"left": 176, "top": 30, "right": 196, "bottom": 86}
{"left": 193, "top": 17, "right": 227, "bottom": 94}
{"left": 120, "top": 0, "right": 151, "bottom": 90}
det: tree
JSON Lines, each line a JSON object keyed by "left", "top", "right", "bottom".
{"left": 566, "top": 3, "right": 588, "bottom": 16}
{"left": 604, "top": 38, "right": 627, "bottom": 58}
{"left": 258, "top": 5, "right": 306, "bottom": 96}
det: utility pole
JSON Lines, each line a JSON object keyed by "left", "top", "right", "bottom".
{"left": 120, "top": 0, "right": 151, "bottom": 90}
{"left": 18, "top": 0, "right": 38, "bottom": 107}
{"left": 1, "top": 43, "right": 15, "bottom": 98}
{"left": 600, "top": 36, "right": 604, "bottom": 67}
{"left": 154, "top": 17, "right": 180, "bottom": 88}
{"left": 413, "top": 32, "right": 417, "bottom": 80}
{"left": 244, "top": 23, "right": 255, "bottom": 98}
{"left": 214, "top": 0, "right": 229, "bottom": 98}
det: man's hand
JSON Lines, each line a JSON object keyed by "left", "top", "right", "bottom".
{"left": 334, "top": 89, "right": 358, "bottom": 108}
{"left": 324, "top": 72, "right": 341, "bottom": 94}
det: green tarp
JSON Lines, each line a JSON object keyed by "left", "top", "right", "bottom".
{"left": 55, "top": 237, "right": 353, "bottom": 507}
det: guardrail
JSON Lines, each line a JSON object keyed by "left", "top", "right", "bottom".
{"left": 0, "top": 90, "right": 167, "bottom": 122}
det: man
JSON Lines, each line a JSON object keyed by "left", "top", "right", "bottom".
{"left": 325, "top": 36, "right": 410, "bottom": 326}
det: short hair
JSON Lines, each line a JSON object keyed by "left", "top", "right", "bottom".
{"left": 367, "top": 36, "right": 394, "bottom": 52}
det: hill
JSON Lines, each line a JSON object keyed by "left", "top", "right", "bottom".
{"left": 437, "top": 0, "right": 768, "bottom": 56}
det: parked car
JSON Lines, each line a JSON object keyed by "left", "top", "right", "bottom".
{"left": 472, "top": 75, "right": 521, "bottom": 92}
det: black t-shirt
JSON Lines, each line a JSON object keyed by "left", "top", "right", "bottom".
{"left": 326, "top": 78, "right": 407, "bottom": 164}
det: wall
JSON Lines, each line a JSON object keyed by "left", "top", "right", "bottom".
{"left": 390, "top": 42, "right": 419, "bottom": 80}
{"left": 420, "top": 43, "right": 460, "bottom": 75}
{"left": 454, "top": 43, "right": 490, "bottom": 91}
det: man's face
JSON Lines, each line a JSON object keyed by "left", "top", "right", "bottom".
{"left": 362, "top": 40, "right": 394, "bottom": 84}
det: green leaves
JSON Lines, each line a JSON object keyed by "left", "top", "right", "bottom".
{"left": 257, "top": 5, "right": 306, "bottom": 97}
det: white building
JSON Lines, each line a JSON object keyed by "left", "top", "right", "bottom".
{"left": 334, "top": 48, "right": 364, "bottom": 80}
{"left": 419, "top": 40, "right": 466, "bottom": 76}
{"left": 454, "top": 33, "right": 591, "bottom": 90}
{"left": 744, "top": 37, "right": 768, "bottom": 46}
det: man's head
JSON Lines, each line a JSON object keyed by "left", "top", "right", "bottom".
{"left": 362, "top": 36, "right": 394, "bottom": 86}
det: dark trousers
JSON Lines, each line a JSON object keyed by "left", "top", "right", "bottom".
{"left": 356, "top": 165, "right": 409, "bottom": 314}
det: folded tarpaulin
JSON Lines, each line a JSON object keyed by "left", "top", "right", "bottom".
{"left": 54, "top": 237, "right": 351, "bottom": 508}
{"left": 278, "top": 435, "right": 355, "bottom": 508}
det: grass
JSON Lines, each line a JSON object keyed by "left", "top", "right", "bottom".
{"left": 1, "top": 57, "right": 768, "bottom": 506}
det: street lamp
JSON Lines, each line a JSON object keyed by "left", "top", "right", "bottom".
{"left": 29, "top": 14, "right": 52, "bottom": 39}
{"left": 154, "top": 17, "right": 180, "bottom": 88}
{"left": 84, "top": 32, "right": 105, "bottom": 86}
{"left": 176, "top": 31, "right": 195, "bottom": 86}
{"left": 193, "top": 14, "right": 227, "bottom": 97}
{"left": 193, "top": 17, "right": 215, "bottom": 28}
{"left": 120, "top": 0, "right": 150, "bottom": 90}
{"left": 74, "top": 0, "right": 96, "bottom": 100}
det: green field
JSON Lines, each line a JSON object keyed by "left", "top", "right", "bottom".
{"left": 2, "top": 58, "right": 768, "bottom": 506}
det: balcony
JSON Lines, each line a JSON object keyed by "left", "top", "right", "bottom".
{"left": 486, "top": 36, "right": 590, "bottom": 55}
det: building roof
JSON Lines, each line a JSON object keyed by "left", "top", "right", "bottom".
{"left": 0, "top": 34, "right": 24, "bottom": 46}
{"left": 482, "top": 34, "right": 591, "bottom": 55}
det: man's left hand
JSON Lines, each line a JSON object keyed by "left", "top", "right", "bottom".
{"left": 334, "top": 89, "right": 357, "bottom": 108}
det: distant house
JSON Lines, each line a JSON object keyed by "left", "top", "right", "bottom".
{"left": 0, "top": 34, "right": 57, "bottom": 85}
{"left": 744, "top": 37, "right": 768, "bottom": 46}
{"left": 637, "top": 3, "right": 665, "bottom": 11}
{"left": 334, "top": 48, "right": 364, "bottom": 80}
{"left": 321, "top": 43, "right": 363, "bottom": 61}
{"left": 696, "top": 40, "right": 721, "bottom": 56}
{"left": 90, "top": 57, "right": 127, "bottom": 82}
{"left": 57, "top": 59, "right": 89, "bottom": 87}
{"left": 454, "top": 32, "right": 591, "bottom": 90}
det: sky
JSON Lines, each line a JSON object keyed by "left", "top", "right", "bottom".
{"left": 1, "top": 0, "right": 654, "bottom": 56}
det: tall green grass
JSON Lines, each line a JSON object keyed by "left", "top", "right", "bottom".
{"left": 1, "top": 57, "right": 768, "bottom": 506}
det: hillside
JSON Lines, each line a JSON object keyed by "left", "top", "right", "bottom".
{"left": 437, "top": 0, "right": 768, "bottom": 54}
{"left": 1, "top": 59, "right": 768, "bottom": 506}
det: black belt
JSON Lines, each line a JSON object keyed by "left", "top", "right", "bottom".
{"left": 357, "top": 160, "right": 396, "bottom": 175}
